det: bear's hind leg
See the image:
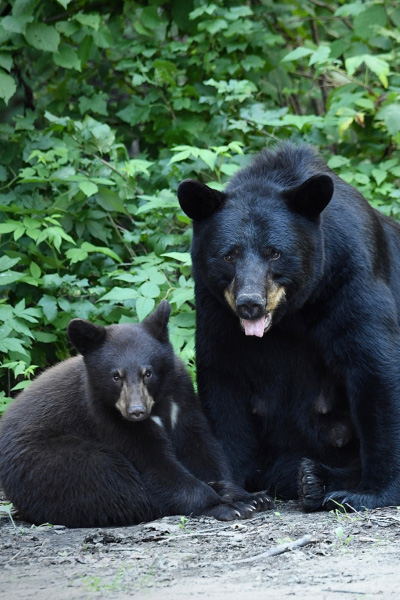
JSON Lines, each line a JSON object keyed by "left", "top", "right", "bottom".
{"left": 0, "top": 435, "right": 157, "bottom": 527}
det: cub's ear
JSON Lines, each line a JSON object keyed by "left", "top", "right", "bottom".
{"left": 142, "top": 300, "right": 171, "bottom": 344}
{"left": 284, "top": 174, "right": 334, "bottom": 220}
{"left": 177, "top": 179, "right": 226, "bottom": 220}
{"left": 68, "top": 319, "right": 106, "bottom": 355}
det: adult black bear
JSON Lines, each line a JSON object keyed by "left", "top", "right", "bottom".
{"left": 178, "top": 143, "right": 400, "bottom": 512}
{"left": 0, "top": 301, "right": 273, "bottom": 527}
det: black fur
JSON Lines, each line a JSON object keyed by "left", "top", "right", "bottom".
{"left": 178, "top": 143, "right": 400, "bottom": 512}
{"left": 0, "top": 301, "right": 273, "bottom": 527}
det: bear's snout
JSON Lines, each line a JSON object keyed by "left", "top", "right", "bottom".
{"left": 115, "top": 381, "right": 155, "bottom": 422}
{"left": 127, "top": 404, "right": 148, "bottom": 421}
{"left": 236, "top": 293, "right": 266, "bottom": 320}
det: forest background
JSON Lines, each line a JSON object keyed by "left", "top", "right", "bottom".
{"left": 0, "top": 0, "right": 399, "bottom": 408}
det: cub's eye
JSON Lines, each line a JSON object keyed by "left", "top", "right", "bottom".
{"left": 224, "top": 253, "right": 235, "bottom": 263}
{"left": 112, "top": 372, "right": 121, "bottom": 382}
{"left": 265, "top": 248, "right": 281, "bottom": 260}
{"left": 144, "top": 369, "right": 152, "bottom": 380}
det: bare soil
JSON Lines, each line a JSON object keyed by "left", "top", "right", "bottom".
{"left": 1, "top": 500, "right": 400, "bottom": 600}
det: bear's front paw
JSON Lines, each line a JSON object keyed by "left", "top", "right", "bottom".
{"left": 202, "top": 501, "right": 259, "bottom": 521}
{"left": 208, "top": 481, "right": 275, "bottom": 511}
{"left": 299, "top": 458, "right": 326, "bottom": 512}
{"left": 323, "top": 491, "right": 380, "bottom": 512}
{"left": 245, "top": 490, "right": 275, "bottom": 511}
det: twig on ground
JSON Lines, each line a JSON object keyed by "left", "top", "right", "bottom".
{"left": 233, "top": 534, "right": 314, "bottom": 563}
{"left": 5, "top": 549, "right": 22, "bottom": 565}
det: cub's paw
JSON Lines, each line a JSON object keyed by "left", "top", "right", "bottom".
{"left": 202, "top": 501, "right": 257, "bottom": 521}
{"left": 208, "top": 481, "right": 275, "bottom": 511}
{"left": 207, "top": 480, "right": 237, "bottom": 502}
{"left": 245, "top": 490, "right": 275, "bottom": 512}
{"left": 299, "top": 458, "right": 326, "bottom": 512}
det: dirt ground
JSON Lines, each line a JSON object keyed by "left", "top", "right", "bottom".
{"left": 1, "top": 500, "right": 400, "bottom": 600}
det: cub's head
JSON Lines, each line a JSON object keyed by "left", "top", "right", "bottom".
{"left": 178, "top": 149, "right": 334, "bottom": 337}
{"left": 68, "top": 300, "right": 174, "bottom": 421}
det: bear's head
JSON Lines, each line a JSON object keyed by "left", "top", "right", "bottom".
{"left": 177, "top": 148, "right": 334, "bottom": 337}
{"left": 68, "top": 300, "right": 175, "bottom": 421}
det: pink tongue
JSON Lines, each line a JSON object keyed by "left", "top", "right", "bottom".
{"left": 241, "top": 317, "right": 266, "bottom": 337}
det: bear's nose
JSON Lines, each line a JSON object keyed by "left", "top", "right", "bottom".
{"left": 236, "top": 294, "right": 266, "bottom": 320}
{"left": 128, "top": 406, "right": 147, "bottom": 421}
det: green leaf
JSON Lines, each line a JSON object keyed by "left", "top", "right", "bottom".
{"left": 79, "top": 94, "right": 108, "bottom": 116}
{"left": 0, "top": 338, "right": 30, "bottom": 357}
{"left": 0, "top": 271, "right": 24, "bottom": 286}
{"left": 79, "top": 181, "right": 99, "bottom": 197}
{"left": 153, "top": 59, "right": 178, "bottom": 86}
{"left": 0, "top": 70, "right": 17, "bottom": 105}
{"left": 53, "top": 45, "right": 81, "bottom": 71}
{"left": 139, "top": 281, "right": 160, "bottom": 299}
{"left": 309, "top": 46, "right": 330, "bottom": 67}
{"left": 38, "top": 295, "right": 58, "bottom": 322}
{"left": 200, "top": 18, "right": 228, "bottom": 35}
{"left": 64, "top": 247, "right": 88, "bottom": 263}
{"left": 353, "top": 5, "right": 387, "bottom": 40}
{"left": 96, "top": 187, "right": 127, "bottom": 214}
{"left": 0, "top": 53, "right": 13, "bottom": 72}
{"left": 136, "top": 297, "right": 155, "bottom": 321}
{"left": 56, "top": 0, "right": 72, "bottom": 8}
{"left": 25, "top": 23, "right": 60, "bottom": 53}
{"left": 0, "top": 256, "right": 20, "bottom": 272}
{"left": 161, "top": 252, "right": 192, "bottom": 266}
{"left": 44, "top": 111, "right": 70, "bottom": 126}
{"left": 74, "top": 12, "right": 101, "bottom": 30}
{"left": 170, "top": 288, "right": 194, "bottom": 309}
{"left": 345, "top": 54, "right": 390, "bottom": 87}
{"left": 198, "top": 149, "right": 217, "bottom": 170}
{"left": 0, "top": 305, "right": 13, "bottom": 321}
{"left": 169, "top": 150, "right": 192, "bottom": 164}
{"left": 100, "top": 287, "right": 138, "bottom": 302}
{"left": 227, "top": 6, "right": 253, "bottom": 18}
{"left": 372, "top": 168, "right": 387, "bottom": 186}
{"left": 220, "top": 163, "right": 241, "bottom": 177}
{"left": 11, "top": 381, "right": 32, "bottom": 391}
{"left": 345, "top": 55, "right": 365, "bottom": 77}
{"left": 281, "top": 47, "right": 313, "bottom": 62}
{"left": 2, "top": 15, "right": 30, "bottom": 34}
{"left": 66, "top": 242, "right": 122, "bottom": 264}
{"left": 34, "top": 331, "right": 58, "bottom": 343}
{"left": 0, "top": 325, "right": 12, "bottom": 340}
{"left": 334, "top": 3, "right": 366, "bottom": 17}
{"left": 376, "top": 104, "right": 400, "bottom": 136}
{"left": 364, "top": 56, "right": 390, "bottom": 88}
{"left": 29, "top": 262, "right": 41, "bottom": 279}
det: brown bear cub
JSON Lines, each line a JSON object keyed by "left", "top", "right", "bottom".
{"left": 0, "top": 301, "right": 273, "bottom": 528}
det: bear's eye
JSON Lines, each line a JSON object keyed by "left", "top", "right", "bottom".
{"left": 144, "top": 369, "right": 152, "bottom": 380}
{"left": 224, "top": 253, "right": 235, "bottom": 263}
{"left": 265, "top": 248, "right": 281, "bottom": 260}
{"left": 112, "top": 372, "right": 121, "bottom": 382}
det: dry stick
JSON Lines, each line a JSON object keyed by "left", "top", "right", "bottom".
{"left": 5, "top": 549, "right": 22, "bottom": 565}
{"left": 323, "top": 591, "right": 367, "bottom": 596}
{"left": 233, "top": 534, "right": 314, "bottom": 564}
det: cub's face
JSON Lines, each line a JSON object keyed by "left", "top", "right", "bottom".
{"left": 68, "top": 301, "right": 174, "bottom": 421}
{"left": 178, "top": 174, "right": 333, "bottom": 337}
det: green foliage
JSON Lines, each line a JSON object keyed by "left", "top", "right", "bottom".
{"left": 1, "top": 0, "right": 400, "bottom": 405}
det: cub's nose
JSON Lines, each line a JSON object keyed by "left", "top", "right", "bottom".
{"left": 128, "top": 406, "right": 147, "bottom": 421}
{"left": 236, "top": 294, "right": 266, "bottom": 320}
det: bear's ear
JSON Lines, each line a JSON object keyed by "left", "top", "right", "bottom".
{"left": 284, "top": 174, "right": 334, "bottom": 220}
{"left": 177, "top": 179, "right": 226, "bottom": 220}
{"left": 68, "top": 319, "right": 106, "bottom": 355}
{"left": 142, "top": 300, "right": 171, "bottom": 344}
